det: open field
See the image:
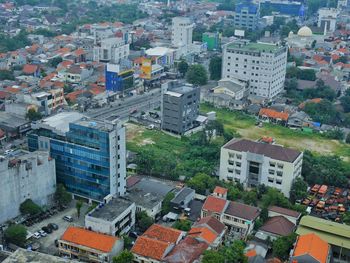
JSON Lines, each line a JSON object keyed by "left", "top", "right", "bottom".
{"left": 200, "top": 104, "right": 350, "bottom": 160}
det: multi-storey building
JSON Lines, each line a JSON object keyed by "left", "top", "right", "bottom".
{"left": 222, "top": 40, "right": 287, "bottom": 98}
{"left": 0, "top": 150, "right": 56, "bottom": 223}
{"left": 85, "top": 197, "right": 136, "bottom": 236}
{"left": 219, "top": 138, "right": 303, "bottom": 197}
{"left": 234, "top": 1, "right": 260, "bottom": 31}
{"left": 171, "top": 17, "right": 194, "bottom": 48}
{"left": 318, "top": 8, "right": 339, "bottom": 33}
{"left": 58, "top": 226, "right": 123, "bottom": 263}
{"left": 28, "top": 112, "right": 126, "bottom": 202}
{"left": 161, "top": 82, "right": 200, "bottom": 135}
{"left": 93, "top": 37, "right": 130, "bottom": 64}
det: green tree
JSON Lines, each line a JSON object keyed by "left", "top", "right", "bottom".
{"left": 289, "top": 177, "right": 308, "bottom": 203}
{"left": 187, "top": 173, "right": 218, "bottom": 195}
{"left": 26, "top": 109, "right": 42, "bottom": 121}
{"left": 173, "top": 219, "right": 192, "bottom": 231}
{"left": 177, "top": 60, "right": 189, "bottom": 76}
{"left": 242, "top": 190, "right": 258, "bottom": 206}
{"left": 202, "top": 250, "right": 225, "bottom": 263}
{"left": 0, "top": 70, "right": 15, "bottom": 80}
{"left": 162, "top": 192, "right": 175, "bottom": 215}
{"left": 209, "top": 56, "right": 222, "bottom": 80}
{"left": 341, "top": 95, "right": 350, "bottom": 113}
{"left": 304, "top": 100, "right": 337, "bottom": 124}
{"left": 262, "top": 188, "right": 290, "bottom": 209}
{"left": 224, "top": 240, "right": 248, "bottom": 263}
{"left": 76, "top": 200, "right": 83, "bottom": 218}
{"left": 113, "top": 250, "right": 134, "bottom": 263}
{"left": 136, "top": 211, "right": 154, "bottom": 232}
{"left": 55, "top": 184, "right": 72, "bottom": 206}
{"left": 343, "top": 212, "right": 350, "bottom": 225}
{"left": 4, "top": 224, "right": 27, "bottom": 247}
{"left": 50, "top": 57, "right": 63, "bottom": 68}
{"left": 272, "top": 233, "right": 297, "bottom": 261}
{"left": 186, "top": 64, "right": 208, "bottom": 86}
{"left": 19, "top": 199, "right": 42, "bottom": 215}
{"left": 346, "top": 133, "right": 350, "bottom": 144}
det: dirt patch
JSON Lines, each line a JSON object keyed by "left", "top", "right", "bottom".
{"left": 125, "top": 123, "right": 145, "bottom": 141}
{"left": 139, "top": 138, "right": 155, "bottom": 146}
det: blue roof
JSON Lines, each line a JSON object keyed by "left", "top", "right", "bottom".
{"left": 235, "top": 2, "right": 259, "bottom": 14}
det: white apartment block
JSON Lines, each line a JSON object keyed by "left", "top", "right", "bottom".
{"left": 171, "top": 17, "right": 194, "bottom": 47}
{"left": 93, "top": 37, "right": 130, "bottom": 64}
{"left": 0, "top": 150, "right": 56, "bottom": 223}
{"left": 219, "top": 138, "right": 303, "bottom": 197}
{"left": 222, "top": 40, "right": 287, "bottom": 99}
{"left": 318, "top": 8, "right": 339, "bottom": 33}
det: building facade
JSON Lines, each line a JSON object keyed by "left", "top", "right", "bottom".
{"left": 85, "top": 197, "right": 136, "bottom": 236}
{"left": 105, "top": 63, "right": 134, "bottom": 93}
{"left": 317, "top": 8, "right": 339, "bottom": 33}
{"left": 0, "top": 150, "right": 56, "bottom": 223}
{"left": 161, "top": 83, "right": 200, "bottom": 135}
{"left": 171, "top": 17, "right": 194, "bottom": 48}
{"left": 28, "top": 112, "right": 126, "bottom": 202}
{"left": 219, "top": 138, "right": 303, "bottom": 197}
{"left": 93, "top": 37, "right": 130, "bottom": 64}
{"left": 222, "top": 40, "right": 287, "bottom": 98}
{"left": 234, "top": 1, "right": 260, "bottom": 30}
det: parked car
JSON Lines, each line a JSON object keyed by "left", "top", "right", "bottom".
{"left": 42, "top": 226, "right": 52, "bottom": 234}
{"left": 33, "top": 232, "right": 41, "bottom": 239}
{"left": 48, "top": 223, "right": 59, "bottom": 230}
{"left": 63, "top": 215, "right": 73, "bottom": 222}
{"left": 38, "top": 230, "right": 46, "bottom": 237}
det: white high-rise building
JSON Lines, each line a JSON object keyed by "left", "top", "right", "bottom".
{"left": 318, "top": 8, "right": 339, "bottom": 34}
{"left": 93, "top": 37, "right": 130, "bottom": 64}
{"left": 171, "top": 17, "right": 194, "bottom": 48}
{"left": 222, "top": 40, "right": 287, "bottom": 98}
{"left": 219, "top": 138, "right": 303, "bottom": 197}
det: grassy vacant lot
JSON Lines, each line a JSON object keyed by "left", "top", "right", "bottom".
{"left": 200, "top": 104, "right": 350, "bottom": 160}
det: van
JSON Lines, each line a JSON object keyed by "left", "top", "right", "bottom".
{"left": 63, "top": 215, "right": 73, "bottom": 222}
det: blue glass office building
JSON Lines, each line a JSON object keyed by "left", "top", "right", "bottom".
{"left": 28, "top": 112, "right": 126, "bottom": 201}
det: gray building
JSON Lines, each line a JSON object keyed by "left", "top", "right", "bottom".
{"left": 162, "top": 83, "right": 200, "bottom": 135}
{"left": 234, "top": 1, "right": 260, "bottom": 31}
{"left": 85, "top": 197, "right": 136, "bottom": 236}
{"left": 170, "top": 187, "right": 195, "bottom": 211}
{"left": 0, "top": 150, "right": 56, "bottom": 223}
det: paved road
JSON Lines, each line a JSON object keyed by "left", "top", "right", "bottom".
{"left": 86, "top": 88, "right": 162, "bottom": 121}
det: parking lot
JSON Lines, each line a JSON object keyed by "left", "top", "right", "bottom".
{"left": 26, "top": 202, "right": 88, "bottom": 255}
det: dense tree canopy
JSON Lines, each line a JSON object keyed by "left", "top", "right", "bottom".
{"left": 304, "top": 99, "right": 338, "bottom": 124}
{"left": 19, "top": 199, "right": 42, "bottom": 215}
{"left": 273, "top": 233, "right": 297, "bottom": 260}
{"left": 4, "top": 224, "right": 27, "bottom": 247}
{"left": 209, "top": 56, "right": 222, "bottom": 80}
{"left": 113, "top": 250, "right": 134, "bottom": 263}
{"left": 54, "top": 184, "right": 72, "bottom": 206}
{"left": 186, "top": 64, "right": 208, "bottom": 86}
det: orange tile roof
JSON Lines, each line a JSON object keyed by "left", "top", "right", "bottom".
{"left": 5, "top": 87, "right": 21, "bottom": 94}
{"left": 292, "top": 233, "right": 329, "bottom": 263}
{"left": 202, "top": 195, "right": 227, "bottom": 214}
{"left": 74, "top": 48, "right": 85, "bottom": 56}
{"left": 56, "top": 47, "right": 71, "bottom": 55}
{"left": 259, "top": 108, "right": 289, "bottom": 121}
{"left": 337, "top": 47, "right": 348, "bottom": 54}
{"left": 299, "top": 98, "right": 322, "bottom": 109}
{"left": 65, "top": 90, "right": 84, "bottom": 102}
{"left": 23, "top": 64, "right": 38, "bottom": 74}
{"left": 144, "top": 224, "right": 183, "bottom": 244}
{"left": 245, "top": 249, "right": 257, "bottom": 257}
{"left": 188, "top": 227, "right": 217, "bottom": 244}
{"left": 131, "top": 236, "right": 171, "bottom": 260}
{"left": 61, "top": 226, "right": 118, "bottom": 253}
{"left": 331, "top": 54, "right": 340, "bottom": 61}
{"left": 213, "top": 186, "right": 228, "bottom": 195}
{"left": 89, "top": 85, "right": 105, "bottom": 95}
{"left": 58, "top": 60, "right": 73, "bottom": 69}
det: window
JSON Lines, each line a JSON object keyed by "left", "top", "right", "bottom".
{"left": 269, "top": 162, "right": 276, "bottom": 167}
{"left": 276, "top": 171, "right": 283, "bottom": 177}
{"left": 268, "top": 169, "right": 274, "bottom": 175}
{"left": 277, "top": 163, "right": 284, "bottom": 169}
{"left": 236, "top": 154, "right": 242, "bottom": 160}
{"left": 236, "top": 162, "right": 241, "bottom": 167}
{"left": 276, "top": 180, "right": 282, "bottom": 185}
{"left": 235, "top": 169, "right": 241, "bottom": 175}
{"left": 268, "top": 177, "right": 274, "bottom": 183}
{"left": 228, "top": 160, "right": 234, "bottom": 165}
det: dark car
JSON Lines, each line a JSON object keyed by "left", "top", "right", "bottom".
{"left": 42, "top": 226, "right": 52, "bottom": 234}
{"left": 48, "top": 223, "right": 59, "bottom": 230}
{"left": 129, "top": 231, "right": 138, "bottom": 239}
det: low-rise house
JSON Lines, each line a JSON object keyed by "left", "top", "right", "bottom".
{"left": 131, "top": 224, "right": 185, "bottom": 263}
{"left": 268, "top": 206, "right": 301, "bottom": 225}
{"left": 58, "top": 226, "right": 123, "bottom": 263}
{"left": 170, "top": 187, "right": 195, "bottom": 211}
{"left": 290, "top": 233, "right": 332, "bottom": 263}
{"left": 22, "top": 64, "right": 40, "bottom": 77}
{"left": 287, "top": 111, "right": 313, "bottom": 129}
{"left": 259, "top": 108, "right": 289, "bottom": 125}
{"left": 85, "top": 197, "right": 136, "bottom": 236}
{"left": 256, "top": 216, "right": 295, "bottom": 241}
{"left": 58, "top": 64, "right": 93, "bottom": 83}
{"left": 201, "top": 195, "right": 228, "bottom": 220}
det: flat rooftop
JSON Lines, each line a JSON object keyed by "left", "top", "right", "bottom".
{"left": 38, "top": 112, "right": 85, "bottom": 134}
{"left": 88, "top": 198, "right": 134, "bottom": 221}
{"left": 227, "top": 41, "right": 282, "bottom": 53}
{"left": 0, "top": 111, "right": 29, "bottom": 128}
{"left": 171, "top": 85, "right": 195, "bottom": 95}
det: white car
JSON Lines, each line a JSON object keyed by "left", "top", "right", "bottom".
{"left": 39, "top": 230, "right": 47, "bottom": 237}
{"left": 33, "top": 232, "right": 41, "bottom": 239}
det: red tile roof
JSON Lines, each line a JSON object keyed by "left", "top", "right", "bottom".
{"left": 74, "top": 48, "right": 85, "bottom": 56}
{"left": 213, "top": 186, "right": 228, "bottom": 196}
{"left": 292, "top": 233, "right": 329, "bottom": 263}
{"left": 268, "top": 206, "right": 301, "bottom": 218}
{"left": 188, "top": 227, "right": 217, "bottom": 244}
{"left": 144, "top": 224, "right": 183, "bottom": 244}
{"left": 23, "top": 64, "right": 38, "bottom": 74}
{"left": 202, "top": 196, "right": 228, "bottom": 214}
{"left": 61, "top": 226, "right": 118, "bottom": 253}
{"left": 131, "top": 236, "right": 171, "bottom": 261}
{"left": 194, "top": 216, "right": 225, "bottom": 235}
{"left": 259, "top": 216, "right": 295, "bottom": 236}
{"left": 245, "top": 249, "right": 257, "bottom": 257}
{"left": 259, "top": 108, "right": 289, "bottom": 121}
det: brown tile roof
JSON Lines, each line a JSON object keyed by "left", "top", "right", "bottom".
{"left": 144, "top": 224, "right": 183, "bottom": 244}
{"left": 224, "top": 138, "right": 301, "bottom": 163}
{"left": 163, "top": 236, "right": 208, "bottom": 263}
{"left": 259, "top": 216, "right": 295, "bottom": 236}
{"left": 131, "top": 236, "right": 171, "bottom": 261}
{"left": 268, "top": 206, "right": 301, "bottom": 218}
{"left": 224, "top": 201, "right": 260, "bottom": 221}
{"left": 23, "top": 64, "right": 38, "bottom": 74}
{"left": 61, "top": 226, "right": 118, "bottom": 253}
{"left": 202, "top": 196, "right": 228, "bottom": 214}
{"left": 194, "top": 216, "right": 225, "bottom": 235}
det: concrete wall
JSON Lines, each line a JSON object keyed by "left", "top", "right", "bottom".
{"left": 0, "top": 151, "right": 56, "bottom": 223}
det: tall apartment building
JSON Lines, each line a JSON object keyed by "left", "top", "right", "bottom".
{"left": 28, "top": 112, "right": 126, "bottom": 202}
{"left": 317, "top": 8, "right": 339, "bottom": 33}
{"left": 0, "top": 150, "right": 56, "bottom": 223}
{"left": 93, "top": 37, "right": 130, "bottom": 64}
{"left": 161, "top": 82, "right": 200, "bottom": 135}
{"left": 222, "top": 40, "right": 287, "bottom": 98}
{"left": 219, "top": 138, "right": 303, "bottom": 197}
{"left": 234, "top": 1, "right": 260, "bottom": 30}
{"left": 171, "top": 17, "right": 194, "bottom": 47}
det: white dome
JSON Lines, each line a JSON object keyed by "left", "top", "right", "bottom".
{"left": 297, "top": 26, "right": 313, "bottom": 37}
